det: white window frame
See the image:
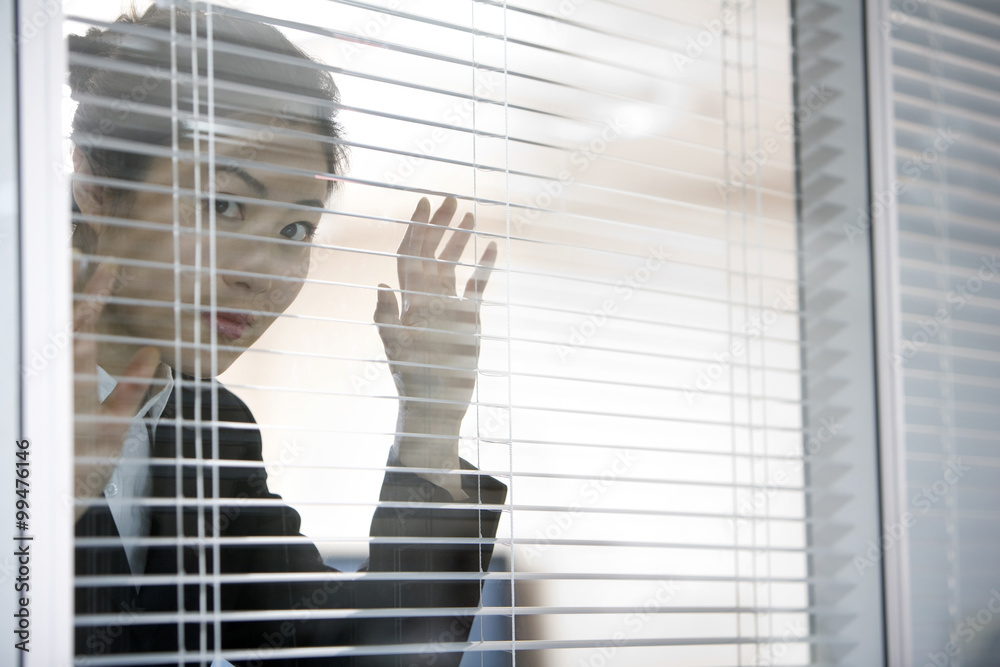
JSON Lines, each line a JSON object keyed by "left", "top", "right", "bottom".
{"left": 15, "top": 1, "right": 76, "bottom": 666}
{"left": 865, "top": 0, "right": 912, "bottom": 665}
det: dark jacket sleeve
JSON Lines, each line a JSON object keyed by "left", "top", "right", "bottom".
{"left": 227, "top": 464, "right": 506, "bottom": 667}
{"left": 208, "top": 386, "right": 508, "bottom": 667}
{"left": 347, "top": 459, "right": 508, "bottom": 666}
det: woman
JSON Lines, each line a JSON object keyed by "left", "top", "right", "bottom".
{"left": 70, "top": 5, "right": 505, "bottom": 666}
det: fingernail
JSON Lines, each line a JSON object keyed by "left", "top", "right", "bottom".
{"left": 73, "top": 249, "right": 89, "bottom": 283}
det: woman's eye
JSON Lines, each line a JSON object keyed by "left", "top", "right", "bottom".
{"left": 212, "top": 198, "right": 242, "bottom": 219}
{"left": 280, "top": 221, "right": 316, "bottom": 242}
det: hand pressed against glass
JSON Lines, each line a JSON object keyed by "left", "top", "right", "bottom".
{"left": 375, "top": 197, "right": 498, "bottom": 498}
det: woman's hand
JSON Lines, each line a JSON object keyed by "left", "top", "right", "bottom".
{"left": 373, "top": 197, "right": 496, "bottom": 498}
{"left": 73, "top": 262, "right": 160, "bottom": 521}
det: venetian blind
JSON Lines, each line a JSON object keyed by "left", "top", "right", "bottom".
{"left": 56, "top": 0, "right": 830, "bottom": 665}
{"left": 889, "top": 0, "right": 1000, "bottom": 663}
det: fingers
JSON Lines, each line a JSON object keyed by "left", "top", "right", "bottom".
{"left": 374, "top": 283, "right": 401, "bottom": 326}
{"left": 397, "top": 198, "right": 430, "bottom": 306}
{"left": 397, "top": 197, "right": 428, "bottom": 255}
{"left": 397, "top": 197, "right": 494, "bottom": 315}
{"left": 399, "top": 197, "right": 458, "bottom": 306}
{"left": 410, "top": 196, "right": 431, "bottom": 224}
{"left": 374, "top": 283, "right": 402, "bottom": 346}
{"left": 438, "top": 212, "right": 475, "bottom": 285}
{"left": 420, "top": 196, "right": 457, "bottom": 259}
{"left": 439, "top": 213, "right": 475, "bottom": 262}
{"left": 104, "top": 346, "right": 161, "bottom": 420}
{"left": 463, "top": 241, "right": 498, "bottom": 302}
{"left": 74, "top": 263, "right": 121, "bottom": 417}
{"left": 73, "top": 331, "right": 98, "bottom": 418}
{"left": 74, "top": 262, "right": 119, "bottom": 333}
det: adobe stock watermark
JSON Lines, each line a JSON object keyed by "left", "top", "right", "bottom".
{"left": 522, "top": 449, "right": 637, "bottom": 562}
{"left": 892, "top": 254, "right": 998, "bottom": 367}
{"left": 844, "top": 127, "right": 959, "bottom": 244}
{"left": 457, "top": 404, "right": 509, "bottom": 462}
{"left": 55, "top": 65, "right": 166, "bottom": 179}
{"left": 578, "top": 579, "right": 681, "bottom": 667}
{"left": 349, "top": 329, "right": 415, "bottom": 394}
{"left": 718, "top": 84, "right": 833, "bottom": 200}
{"left": 413, "top": 614, "right": 475, "bottom": 666}
{"left": 382, "top": 70, "right": 504, "bottom": 187}
{"left": 65, "top": 422, "right": 147, "bottom": 512}
{"left": 24, "top": 263, "right": 140, "bottom": 380}
{"left": 877, "top": 0, "right": 930, "bottom": 36}
{"left": 755, "top": 618, "right": 810, "bottom": 666}
{"left": 922, "top": 589, "right": 1000, "bottom": 667}
{"left": 556, "top": 245, "right": 671, "bottom": 362}
{"left": 337, "top": 0, "right": 407, "bottom": 65}
{"left": 683, "top": 287, "right": 796, "bottom": 404}
{"left": 512, "top": 114, "right": 629, "bottom": 235}
{"left": 349, "top": 289, "right": 474, "bottom": 394}
{"left": 672, "top": 0, "right": 753, "bottom": 72}
{"left": 854, "top": 458, "right": 970, "bottom": 575}
{"left": 549, "top": 0, "right": 591, "bottom": 22}
{"left": 732, "top": 416, "right": 841, "bottom": 529}
{"left": 73, "top": 66, "right": 166, "bottom": 159}
{"left": 75, "top": 600, "right": 143, "bottom": 664}
{"left": 9, "top": 0, "right": 57, "bottom": 47}
{"left": 245, "top": 575, "right": 345, "bottom": 667}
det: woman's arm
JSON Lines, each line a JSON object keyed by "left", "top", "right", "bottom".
{"left": 341, "top": 197, "right": 506, "bottom": 665}
{"left": 373, "top": 197, "right": 497, "bottom": 500}
{"left": 73, "top": 262, "right": 161, "bottom": 522}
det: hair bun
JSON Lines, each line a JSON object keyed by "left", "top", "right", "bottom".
{"left": 67, "top": 28, "right": 119, "bottom": 96}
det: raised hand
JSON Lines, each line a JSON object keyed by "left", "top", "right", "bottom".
{"left": 373, "top": 197, "right": 496, "bottom": 496}
{"left": 73, "top": 263, "right": 160, "bottom": 521}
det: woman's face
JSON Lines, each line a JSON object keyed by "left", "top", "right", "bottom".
{"left": 88, "top": 123, "right": 329, "bottom": 377}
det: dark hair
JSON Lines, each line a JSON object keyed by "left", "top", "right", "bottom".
{"left": 68, "top": 4, "right": 347, "bottom": 216}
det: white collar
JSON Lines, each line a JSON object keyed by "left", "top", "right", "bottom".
{"left": 95, "top": 363, "right": 174, "bottom": 582}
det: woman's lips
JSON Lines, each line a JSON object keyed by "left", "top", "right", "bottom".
{"left": 202, "top": 311, "right": 254, "bottom": 341}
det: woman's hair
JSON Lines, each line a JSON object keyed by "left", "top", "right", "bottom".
{"left": 68, "top": 3, "right": 347, "bottom": 217}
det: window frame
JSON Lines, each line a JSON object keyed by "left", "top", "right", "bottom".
{"left": 7, "top": 0, "right": 922, "bottom": 664}
{"left": 791, "top": 0, "right": 890, "bottom": 664}
{"left": 864, "top": 0, "right": 913, "bottom": 665}
{"left": 15, "top": 0, "right": 76, "bottom": 666}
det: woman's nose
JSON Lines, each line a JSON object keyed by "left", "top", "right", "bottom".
{"left": 222, "top": 269, "right": 271, "bottom": 293}
{"left": 219, "top": 240, "right": 274, "bottom": 294}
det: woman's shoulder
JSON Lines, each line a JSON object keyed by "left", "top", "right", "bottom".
{"left": 215, "top": 382, "right": 257, "bottom": 425}
{"left": 174, "top": 373, "right": 258, "bottom": 427}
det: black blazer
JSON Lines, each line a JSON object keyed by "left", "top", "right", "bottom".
{"left": 75, "top": 378, "right": 507, "bottom": 666}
